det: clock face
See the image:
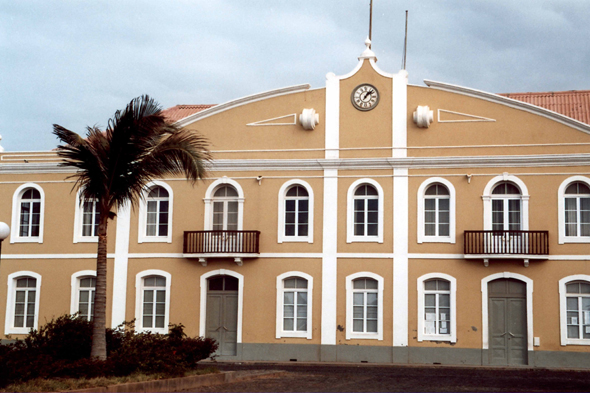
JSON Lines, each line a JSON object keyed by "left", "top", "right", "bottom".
{"left": 351, "top": 84, "right": 379, "bottom": 111}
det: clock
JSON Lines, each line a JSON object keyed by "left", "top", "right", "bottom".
{"left": 351, "top": 84, "right": 379, "bottom": 111}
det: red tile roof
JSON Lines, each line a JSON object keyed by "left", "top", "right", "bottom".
{"left": 160, "top": 105, "right": 215, "bottom": 123}
{"left": 499, "top": 90, "right": 590, "bottom": 126}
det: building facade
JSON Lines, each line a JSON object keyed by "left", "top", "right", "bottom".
{"left": 2, "top": 41, "right": 590, "bottom": 368}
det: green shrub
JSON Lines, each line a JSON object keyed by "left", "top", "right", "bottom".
{"left": 0, "top": 315, "right": 218, "bottom": 387}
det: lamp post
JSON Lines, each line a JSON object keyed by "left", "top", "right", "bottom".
{"left": 0, "top": 222, "right": 10, "bottom": 269}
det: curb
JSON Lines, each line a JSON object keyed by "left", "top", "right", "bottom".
{"left": 67, "top": 370, "right": 286, "bottom": 393}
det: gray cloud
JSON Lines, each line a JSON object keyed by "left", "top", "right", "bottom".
{"left": 1, "top": 0, "right": 589, "bottom": 151}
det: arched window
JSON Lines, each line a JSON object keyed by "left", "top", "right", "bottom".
{"left": 345, "top": 272, "right": 384, "bottom": 340}
{"left": 559, "top": 275, "right": 590, "bottom": 345}
{"left": 4, "top": 271, "right": 42, "bottom": 334}
{"left": 138, "top": 181, "right": 173, "bottom": 243}
{"left": 491, "top": 182, "right": 522, "bottom": 231}
{"left": 482, "top": 175, "right": 529, "bottom": 231}
{"left": 558, "top": 178, "right": 590, "bottom": 243}
{"left": 212, "top": 185, "right": 239, "bottom": 231}
{"left": 277, "top": 180, "right": 314, "bottom": 243}
{"left": 135, "top": 270, "right": 171, "bottom": 333}
{"left": 71, "top": 271, "right": 96, "bottom": 321}
{"left": 417, "top": 273, "right": 457, "bottom": 343}
{"left": 276, "top": 272, "right": 313, "bottom": 339}
{"left": 417, "top": 178, "right": 456, "bottom": 243}
{"left": 73, "top": 189, "right": 100, "bottom": 243}
{"left": 11, "top": 183, "right": 45, "bottom": 243}
{"left": 347, "top": 179, "right": 384, "bottom": 243}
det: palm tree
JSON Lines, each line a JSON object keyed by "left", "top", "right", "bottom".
{"left": 53, "top": 95, "right": 210, "bottom": 360}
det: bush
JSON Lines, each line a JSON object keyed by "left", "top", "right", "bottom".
{"left": 0, "top": 315, "right": 218, "bottom": 387}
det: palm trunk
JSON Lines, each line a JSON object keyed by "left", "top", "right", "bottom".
{"left": 90, "top": 211, "right": 109, "bottom": 360}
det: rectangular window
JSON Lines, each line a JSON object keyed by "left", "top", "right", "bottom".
{"left": 14, "top": 278, "right": 37, "bottom": 328}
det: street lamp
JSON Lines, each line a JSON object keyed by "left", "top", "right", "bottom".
{"left": 0, "top": 222, "right": 10, "bottom": 269}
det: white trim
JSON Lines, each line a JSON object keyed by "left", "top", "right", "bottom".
{"left": 275, "top": 271, "right": 313, "bottom": 339}
{"left": 558, "top": 176, "right": 590, "bottom": 244}
{"left": 203, "top": 177, "right": 244, "bottom": 231}
{"left": 247, "top": 114, "right": 297, "bottom": 127}
{"left": 346, "top": 178, "right": 384, "bottom": 243}
{"left": 417, "top": 178, "right": 456, "bottom": 244}
{"left": 111, "top": 201, "right": 131, "bottom": 328}
{"left": 70, "top": 270, "right": 96, "bottom": 318}
{"left": 175, "top": 84, "right": 311, "bottom": 127}
{"left": 325, "top": 73, "right": 340, "bottom": 159}
{"left": 438, "top": 109, "right": 496, "bottom": 123}
{"left": 393, "top": 168, "right": 409, "bottom": 346}
{"left": 482, "top": 175, "right": 529, "bottom": 231}
{"left": 5, "top": 271, "right": 42, "bottom": 335}
{"left": 321, "top": 169, "right": 338, "bottom": 345}
{"left": 481, "top": 272, "right": 534, "bottom": 351}
{"left": 392, "top": 70, "right": 408, "bottom": 158}
{"left": 417, "top": 273, "right": 457, "bottom": 343}
{"left": 11, "top": 183, "right": 45, "bottom": 244}
{"left": 199, "top": 269, "right": 244, "bottom": 344}
{"left": 277, "top": 180, "right": 314, "bottom": 243}
{"left": 138, "top": 181, "right": 174, "bottom": 244}
{"left": 135, "top": 269, "right": 172, "bottom": 334}
{"left": 345, "top": 272, "right": 384, "bottom": 340}
{"left": 559, "top": 274, "right": 590, "bottom": 346}
{"left": 73, "top": 189, "right": 98, "bottom": 243}
{"left": 424, "top": 80, "right": 590, "bottom": 135}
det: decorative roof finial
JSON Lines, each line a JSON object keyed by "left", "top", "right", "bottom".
{"left": 358, "top": 37, "right": 377, "bottom": 61}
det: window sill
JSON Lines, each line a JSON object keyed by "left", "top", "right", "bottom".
{"left": 347, "top": 237, "right": 383, "bottom": 244}
{"left": 418, "top": 236, "right": 455, "bottom": 244}
{"left": 5, "top": 327, "right": 34, "bottom": 335}
{"left": 418, "top": 334, "right": 455, "bottom": 343}
{"left": 559, "top": 237, "right": 590, "bottom": 244}
{"left": 563, "top": 339, "right": 590, "bottom": 346}
{"left": 138, "top": 237, "right": 172, "bottom": 244}
{"left": 136, "top": 327, "right": 168, "bottom": 334}
{"left": 10, "top": 237, "right": 42, "bottom": 244}
{"left": 278, "top": 237, "right": 313, "bottom": 244}
{"left": 346, "top": 333, "right": 382, "bottom": 340}
{"left": 277, "top": 331, "right": 312, "bottom": 339}
{"left": 74, "top": 236, "right": 98, "bottom": 243}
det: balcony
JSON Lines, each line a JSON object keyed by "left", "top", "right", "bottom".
{"left": 183, "top": 230, "right": 261, "bottom": 266}
{"left": 464, "top": 230, "right": 549, "bottom": 267}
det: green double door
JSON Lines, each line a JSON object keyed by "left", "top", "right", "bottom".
{"left": 206, "top": 275, "right": 238, "bottom": 356}
{"left": 488, "top": 278, "right": 528, "bottom": 366}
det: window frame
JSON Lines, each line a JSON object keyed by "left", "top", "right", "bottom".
{"left": 345, "top": 272, "right": 384, "bottom": 340}
{"left": 73, "top": 189, "right": 100, "bottom": 243}
{"left": 204, "top": 177, "right": 244, "bottom": 231}
{"left": 277, "top": 180, "right": 314, "bottom": 244}
{"left": 70, "top": 270, "right": 96, "bottom": 321}
{"left": 11, "top": 183, "right": 45, "bottom": 244}
{"left": 559, "top": 274, "right": 590, "bottom": 346}
{"left": 558, "top": 176, "right": 590, "bottom": 244}
{"left": 417, "top": 178, "right": 456, "bottom": 244}
{"left": 5, "top": 271, "right": 42, "bottom": 335}
{"left": 135, "top": 270, "right": 171, "bottom": 334}
{"left": 417, "top": 273, "right": 457, "bottom": 343}
{"left": 275, "top": 271, "right": 313, "bottom": 339}
{"left": 346, "top": 179, "right": 384, "bottom": 243}
{"left": 138, "top": 181, "right": 173, "bottom": 243}
{"left": 482, "top": 175, "right": 529, "bottom": 231}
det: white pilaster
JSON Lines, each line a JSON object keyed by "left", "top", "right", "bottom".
{"left": 321, "top": 168, "right": 338, "bottom": 345}
{"left": 392, "top": 70, "right": 409, "bottom": 158}
{"left": 393, "top": 169, "right": 409, "bottom": 346}
{"left": 325, "top": 72, "right": 340, "bottom": 159}
{"left": 392, "top": 69, "right": 409, "bottom": 347}
{"left": 111, "top": 201, "right": 131, "bottom": 328}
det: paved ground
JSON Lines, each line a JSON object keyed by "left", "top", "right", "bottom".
{"left": 189, "top": 362, "right": 590, "bottom": 392}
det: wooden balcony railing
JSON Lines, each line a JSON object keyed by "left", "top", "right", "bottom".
{"left": 183, "top": 230, "right": 260, "bottom": 254}
{"left": 464, "top": 230, "right": 549, "bottom": 256}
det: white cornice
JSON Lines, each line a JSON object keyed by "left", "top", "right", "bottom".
{"left": 2, "top": 153, "right": 590, "bottom": 174}
{"left": 423, "top": 80, "right": 590, "bottom": 135}
{"left": 174, "top": 84, "right": 312, "bottom": 127}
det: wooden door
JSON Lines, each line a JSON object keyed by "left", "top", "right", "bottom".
{"left": 206, "top": 275, "right": 239, "bottom": 356}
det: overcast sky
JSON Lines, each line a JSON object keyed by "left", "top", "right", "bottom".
{"left": 1, "top": 0, "right": 589, "bottom": 152}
